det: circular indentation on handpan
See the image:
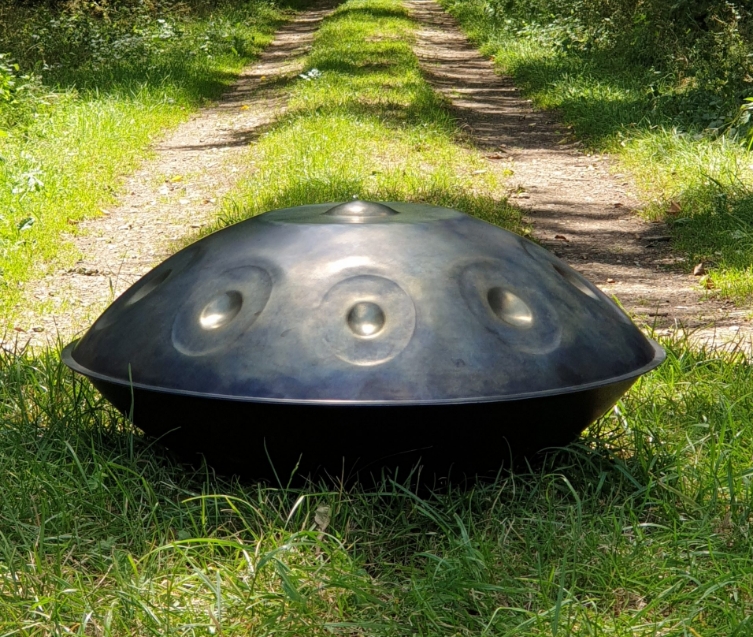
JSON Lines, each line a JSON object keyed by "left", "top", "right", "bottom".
{"left": 553, "top": 263, "right": 632, "bottom": 323}
{"left": 459, "top": 261, "right": 561, "bottom": 354}
{"left": 320, "top": 275, "right": 415, "bottom": 366}
{"left": 487, "top": 287, "right": 533, "bottom": 328}
{"left": 172, "top": 266, "right": 272, "bottom": 356}
{"left": 92, "top": 246, "right": 202, "bottom": 332}
{"left": 553, "top": 264, "right": 598, "bottom": 300}
{"left": 347, "top": 301, "right": 386, "bottom": 337}
{"left": 325, "top": 200, "right": 398, "bottom": 220}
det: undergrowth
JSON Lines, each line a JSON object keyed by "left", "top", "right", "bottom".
{"left": 0, "top": 0, "right": 303, "bottom": 320}
{"left": 203, "top": 0, "right": 521, "bottom": 232}
{"left": 440, "top": 0, "right": 753, "bottom": 304}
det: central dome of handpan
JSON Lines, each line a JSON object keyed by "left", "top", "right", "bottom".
{"left": 64, "top": 201, "right": 664, "bottom": 480}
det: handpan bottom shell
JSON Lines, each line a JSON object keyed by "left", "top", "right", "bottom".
{"left": 64, "top": 343, "right": 655, "bottom": 480}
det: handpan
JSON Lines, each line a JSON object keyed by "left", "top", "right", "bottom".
{"left": 64, "top": 201, "right": 664, "bottom": 479}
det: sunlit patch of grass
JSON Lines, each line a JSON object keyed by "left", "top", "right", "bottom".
{"left": 206, "top": 0, "right": 522, "bottom": 234}
{"left": 621, "top": 131, "right": 753, "bottom": 303}
{"left": 0, "top": 0, "right": 301, "bottom": 320}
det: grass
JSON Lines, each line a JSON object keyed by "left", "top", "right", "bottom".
{"left": 2, "top": 334, "right": 753, "bottom": 634}
{"left": 0, "top": 0, "right": 304, "bottom": 320}
{"left": 438, "top": 0, "right": 753, "bottom": 304}
{"left": 198, "top": 0, "right": 522, "bottom": 234}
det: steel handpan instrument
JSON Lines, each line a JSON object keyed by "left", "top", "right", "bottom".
{"left": 63, "top": 201, "right": 664, "bottom": 478}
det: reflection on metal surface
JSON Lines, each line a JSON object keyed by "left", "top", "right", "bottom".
{"left": 347, "top": 302, "right": 386, "bottom": 337}
{"left": 326, "top": 256, "right": 373, "bottom": 274}
{"left": 325, "top": 200, "right": 398, "bottom": 219}
{"left": 487, "top": 287, "right": 532, "bottom": 328}
{"left": 126, "top": 269, "right": 172, "bottom": 306}
{"left": 172, "top": 265, "right": 272, "bottom": 356}
{"left": 200, "top": 291, "right": 243, "bottom": 330}
{"left": 320, "top": 274, "right": 416, "bottom": 366}
{"left": 553, "top": 264, "right": 598, "bottom": 300}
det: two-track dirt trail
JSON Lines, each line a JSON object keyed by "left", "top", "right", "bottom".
{"left": 7, "top": 2, "right": 336, "bottom": 349}
{"left": 9, "top": 0, "right": 750, "bottom": 351}
{"left": 407, "top": 0, "right": 751, "bottom": 346}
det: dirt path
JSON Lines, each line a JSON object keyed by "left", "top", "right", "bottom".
{"left": 408, "top": 0, "right": 751, "bottom": 347}
{"left": 6, "top": 2, "right": 335, "bottom": 349}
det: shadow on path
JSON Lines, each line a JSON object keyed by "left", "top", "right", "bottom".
{"left": 407, "top": 0, "right": 748, "bottom": 343}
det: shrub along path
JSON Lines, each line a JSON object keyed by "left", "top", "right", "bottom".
{"left": 407, "top": 0, "right": 752, "bottom": 346}
{"left": 7, "top": 1, "right": 336, "bottom": 349}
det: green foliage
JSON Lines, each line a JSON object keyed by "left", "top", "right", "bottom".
{"left": 460, "top": 0, "right": 753, "bottom": 131}
{"left": 0, "top": 54, "right": 44, "bottom": 132}
{"left": 0, "top": 0, "right": 299, "bottom": 319}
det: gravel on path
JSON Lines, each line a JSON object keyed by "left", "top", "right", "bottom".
{"left": 6, "top": 2, "right": 336, "bottom": 350}
{"left": 408, "top": 0, "right": 751, "bottom": 350}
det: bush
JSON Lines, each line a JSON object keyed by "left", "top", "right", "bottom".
{"left": 0, "top": 53, "right": 43, "bottom": 132}
{"left": 477, "top": 0, "right": 753, "bottom": 129}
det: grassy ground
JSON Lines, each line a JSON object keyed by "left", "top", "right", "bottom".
{"left": 439, "top": 0, "right": 753, "bottom": 304}
{"left": 0, "top": 0, "right": 302, "bottom": 319}
{"left": 3, "top": 335, "right": 753, "bottom": 635}
{"left": 198, "top": 0, "right": 521, "bottom": 234}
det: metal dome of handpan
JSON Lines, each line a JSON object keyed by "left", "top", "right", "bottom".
{"left": 63, "top": 200, "right": 664, "bottom": 479}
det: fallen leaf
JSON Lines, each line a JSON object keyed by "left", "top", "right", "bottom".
{"left": 170, "top": 175, "right": 183, "bottom": 183}
{"left": 613, "top": 203, "right": 624, "bottom": 208}
{"left": 32, "top": 327, "right": 44, "bottom": 333}
{"left": 17, "top": 217, "right": 34, "bottom": 231}
{"left": 315, "top": 505, "right": 331, "bottom": 532}
{"left": 667, "top": 200, "right": 682, "bottom": 215}
{"left": 554, "top": 234, "right": 569, "bottom": 242}
{"left": 486, "top": 152, "right": 505, "bottom": 159}
{"left": 693, "top": 263, "right": 706, "bottom": 276}
{"left": 239, "top": 104, "right": 249, "bottom": 110}
{"left": 606, "top": 278, "right": 616, "bottom": 283}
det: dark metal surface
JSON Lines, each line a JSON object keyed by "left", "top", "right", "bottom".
{"left": 64, "top": 200, "right": 664, "bottom": 478}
